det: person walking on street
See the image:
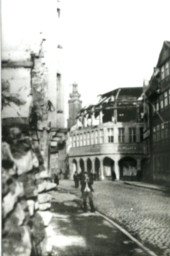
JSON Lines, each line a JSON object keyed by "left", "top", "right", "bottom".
{"left": 80, "top": 171, "right": 95, "bottom": 212}
{"left": 54, "top": 173, "right": 59, "bottom": 185}
{"left": 73, "top": 171, "right": 79, "bottom": 188}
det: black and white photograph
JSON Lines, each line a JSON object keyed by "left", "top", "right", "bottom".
{"left": 1, "top": 0, "right": 170, "bottom": 255}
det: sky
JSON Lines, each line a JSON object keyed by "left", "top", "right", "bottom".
{"left": 61, "top": 0, "right": 170, "bottom": 107}
{"left": 2, "top": 0, "right": 170, "bottom": 112}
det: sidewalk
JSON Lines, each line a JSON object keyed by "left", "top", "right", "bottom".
{"left": 42, "top": 189, "right": 148, "bottom": 256}
{"left": 123, "top": 181, "right": 170, "bottom": 193}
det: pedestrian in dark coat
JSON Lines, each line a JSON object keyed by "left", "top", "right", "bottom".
{"left": 80, "top": 171, "right": 95, "bottom": 212}
{"left": 54, "top": 173, "right": 59, "bottom": 185}
{"left": 73, "top": 171, "right": 79, "bottom": 188}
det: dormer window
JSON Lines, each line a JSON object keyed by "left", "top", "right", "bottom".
{"left": 161, "top": 61, "right": 170, "bottom": 80}
{"left": 161, "top": 66, "right": 165, "bottom": 80}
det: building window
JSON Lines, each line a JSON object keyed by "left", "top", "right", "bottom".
{"left": 161, "top": 66, "right": 165, "bottom": 80}
{"left": 153, "top": 103, "right": 156, "bottom": 114}
{"left": 87, "top": 132, "right": 90, "bottom": 145}
{"left": 99, "top": 129, "right": 104, "bottom": 143}
{"left": 76, "top": 134, "right": 79, "bottom": 147}
{"left": 84, "top": 133, "right": 87, "bottom": 146}
{"left": 164, "top": 91, "right": 168, "bottom": 107}
{"left": 156, "top": 125, "right": 160, "bottom": 141}
{"left": 161, "top": 123, "right": 165, "bottom": 140}
{"left": 107, "top": 128, "right": 114, "bottom": 143}
{"left": 140, "top": 127, "right": 143, "bottom": 142}
{"left": 165, "top": 123, "right": 168, "bottom": 138}
{"left": 129, "top": 127, "right": 136, "bottom": 143}
{"left": 160, "top": 95, "right": 164, "bottom": 109}
{"left": 93, "top": 130, "right": 96, "bottom": 144}
{"left": 156, "top": 101, "right": 159, "bottom": 112}
{"left": 153, "top": 127, "right": 156, "bottom": 142}
{"left": 80, "top": 134, "right": 83, "bottom": 146}
{"left": 118, "top": 128, "right": 125, "bottom": 143}
{"left": 91, "top": 131, "right": 94, "bottom": 144}
{"left": 165, "top": 62, "right": 169, "bottom": 77}
{"left": 95, "top": 130, "right": 98, "bottom": 144}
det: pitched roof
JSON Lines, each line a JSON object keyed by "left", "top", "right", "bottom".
{"left": 100, "top": 87, "right": 143, "bottom": 99}
{"left": 156, "top": 41, "right": 170, "bottom": 67}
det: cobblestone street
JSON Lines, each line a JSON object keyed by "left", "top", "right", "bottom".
{"left": 46, "top": 189, "right": 148, "bottom": 256}
{"left": 59, "top": 180, "right": 170, "bottom": 256}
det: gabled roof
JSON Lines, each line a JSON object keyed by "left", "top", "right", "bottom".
{"left": 100, "top": 87, "right": 143, "bottom": 99}
{"left": 156, "top": 41, "right": 170, "bottom": 67}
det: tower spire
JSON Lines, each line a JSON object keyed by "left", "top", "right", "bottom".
{"left": 67, "top": 83, "right": 82, "bottom": 129}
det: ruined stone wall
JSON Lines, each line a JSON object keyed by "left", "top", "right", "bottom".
{"left": 2, "top": 127, "right": 57, "bottom": 256}
{"left": 2, "top": 64, "right": 32, "bottom": 119}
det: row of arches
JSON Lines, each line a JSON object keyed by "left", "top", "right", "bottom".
{"left": 70, "top": 156, "right": 145, "bottom": 181}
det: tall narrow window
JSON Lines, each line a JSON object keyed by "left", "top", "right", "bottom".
{"left": 140, "top": 127, "right": 143, "bottom": 142}
{"left": 156, "top": 125, "right": 160, "bottom": 141}
{"left": 95, "top": 130, "right": 98, "bottom": 144}
{"left": 161, "top": 123, "right": 165, "bottom": 140}
{"left": 161, "top": 66, "right": 165, "bottom": 80}
{"left": 99, "top": 129, "right": 104, "bottom": 143}
{"left": 153, "top": 127, "right": 156, "bottom": 142}
{"left": 160, "top": 95, "right": 164, "bottom": 109}
{"left": 156, "top": 101, "right": 159, "bottom": 112}
{"left": 165, "top": 123, "right": 168, "bottom": 138}
{"left": 91, "top": 131, "right": 94, "bottom": 144}
{"left": 87, "top": 132, "right": 90, "bottom": 145}
{"left": 77, "top": 134, "right": 82, "bottom": 147}
{"left": 83, "top": 133, "right": 86, "bottom": 146}
{"left": 108, "top": 128, "right": 114, "bottom": 143}
{"left": 165, "top": 62, "right": 169, "bottom": 77}
{"left": 118, "top": 128, "right": 125, "bottom": 143}
{"left": 75, "top": 135, "right": 78, "bottom": 147}
{"left": 129, "top": 128, "right": 136, "bottom": 143}
{"left": 56, "top": 73, "right": 63, "bottom": 113}
{"left": 164, "top": 91, "right": 168, "bottom": 107}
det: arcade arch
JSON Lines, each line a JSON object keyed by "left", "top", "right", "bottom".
{"left": 103, "top": 157, "right": 115, "bottom": 180}
{"left": 119, "top": 157, "right": 137, "bottom": 180}
{"left": 80, "top": 158, "right": 84, "bottom": 173}
{"left": 87, "top": 158, "right": 92, "bottom": 174}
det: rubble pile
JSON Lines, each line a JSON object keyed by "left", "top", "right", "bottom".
{"left": 2, "top": 127, "right": 57, "bottom": 256}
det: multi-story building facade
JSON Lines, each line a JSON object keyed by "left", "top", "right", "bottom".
{"left": 143, "top": 41, "right": 170, "bottom": 184}
{"left": 68, "top": 87, "right": 145, "bottom": 181}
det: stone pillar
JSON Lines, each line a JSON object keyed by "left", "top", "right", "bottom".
{"left": 136, "top": 127, "right": 140, "bottom": 143}
{"left": 114, "top": 108, "right": 117, "bottom": 123}
{"left": 114, "top": 159, "right": 120, "bottom": 181}
{"left": 77, "top": 158, "right": 81, "bottom": 173}
{"left": 99, "top": 109, "right": 103, "bottom": 124}
{"left": 84, "top": 159, "right": 87, "bottom": 172}
{"left": 100, "top": 158, "right": 104, "bottom": 180}
{"left": 114, "top": 126, "right": 118, "bottom": 143}
{"left": 104, "top": 128, "right": 108, "bottom": 143}
{"left": 124, "top": 126, "right": 129, "bottom": 143}
{"left": 91, "top": 158, "right": 95, "bottom": 174}
{"left": 91, "top": 109, "right": 95, "bottom": 127}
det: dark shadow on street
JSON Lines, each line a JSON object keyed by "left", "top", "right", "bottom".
{"left": 51, "top": 199, "right": 148, "bottom": 256}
